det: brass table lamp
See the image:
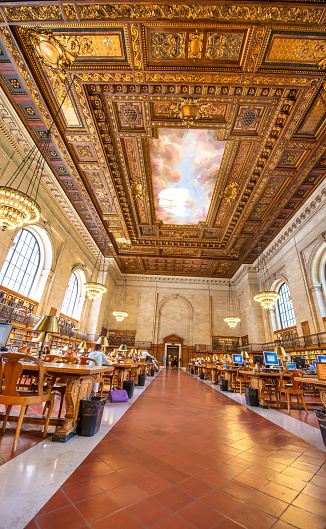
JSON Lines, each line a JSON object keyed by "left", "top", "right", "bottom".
{"left": 33, "top": 316, "right": 59, "bottom": 359}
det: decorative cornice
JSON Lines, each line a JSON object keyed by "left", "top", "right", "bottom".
{"left": 0, "top": 86, "right": 99, "bottom": 259}
{"left": 263, "top": 183, "right": 326, "bottom": 262}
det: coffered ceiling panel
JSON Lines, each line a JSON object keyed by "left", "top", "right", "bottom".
{"left": 0, "top": 1, "right": 325, "bottom": 277}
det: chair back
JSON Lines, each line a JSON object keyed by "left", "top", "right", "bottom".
{"left": 0, "top": 352, "right": 45, "bottom": 396}
{"left": 43, "top": 354, "right": 60, "bottom": 363}
{"left": 279, "top": 370, "right": 302, "bottom": 390}
{"left": 53, "top": 356, "right": 80, "bottom": 365}
{"left": 79, "top": 357, "right": 98, "bottom": 366}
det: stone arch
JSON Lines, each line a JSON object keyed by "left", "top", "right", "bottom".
{"left": 309, "top": 238, "right": 326, "bottom": 318}
{"left": 155, "top": 293, "right": 194, "bottom": 345}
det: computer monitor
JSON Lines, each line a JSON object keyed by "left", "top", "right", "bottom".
{"left": 293, "top": 357, "right": 306, "bottom": 369}
{"left": 253, "top": 355, "right": 263, "bottom": 365}
{"left": 263, "top": 351, "right": 279, "bottom": 366}
{"left": 317, "top": 355, "right": 326, "bottom": 363}
{"left": 286, "top": 362, "right": 296, "bottom": 370}
{"left": 0, "top": 323, "right": 12, "bottom": 348}
{"left": 232, "top": 354, "right": 243, "bottom": 364}
{"left": 312, "top": 361, "right": 317, "bottom": 370}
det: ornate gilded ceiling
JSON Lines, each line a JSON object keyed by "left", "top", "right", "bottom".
{"left": 0, "top": 2, "right": 326, "bottom": 277}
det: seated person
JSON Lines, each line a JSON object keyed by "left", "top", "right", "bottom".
{"left": 88, "top": 344, "right": 114, "bottom": 394}
{"left": 88, "top": 343, "right": 113, "bottom": 367}
{"left": 65, "top": 347, "right": 76, "bottom": 357}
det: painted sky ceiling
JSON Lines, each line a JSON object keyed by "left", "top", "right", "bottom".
{"left": 0, "top": 2, "right": 326, "bottom": 278}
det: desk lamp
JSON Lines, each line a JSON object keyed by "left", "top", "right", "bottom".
{"left": 33, "top": 315, "right": 59, "bottom": 359}
{"left": 97, "top": 336, "right": 109, "bottom": 352}
{"left": 78, "top": 341, "right": 87, "bottom": 355}
{"left": 274, "top": 345, "right": 289, "bottom": 367}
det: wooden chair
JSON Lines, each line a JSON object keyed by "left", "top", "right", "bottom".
{"left": 235, "top": 368, "right": 251, "bottom": 394}
{"left": 53, "top": 356, "right": 80, "bottom": 364}
{"left": 0, "top": 352, "right": 54, "bottom": 452}
{"left": 42, "top": 354, "right": 60, "bottom": 363}
{"left": 277, "top": 370, "right": 308, "bottom": 414}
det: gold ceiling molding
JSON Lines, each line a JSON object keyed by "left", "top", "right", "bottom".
{"left": 145, "top": 73, "right": 241, "bottom": 84}
{"left": 63, "top": 4, "right": 78, "bottom": 21}
{"left": 168, "top": 98, "right": 213, "bottom": 126}
{"left": 221, "top": 183, "right": 239, "bottom": 204}
{"left": 247, "top": 26, "right": 265, "bottom": 72}
{"left": 77, "top": 4, "right": 324, "bottom": 24}
{"left": 131, "top": 24, "right": 142, "bottom": 69}
{"left": 3, "top": 5, "right": 63, "bottom": 22}
{"left": 75, "top": 72, "right": 133, "bottom": 82}
{"left": 244, "top": 75, "right": 315, "bottom": 86}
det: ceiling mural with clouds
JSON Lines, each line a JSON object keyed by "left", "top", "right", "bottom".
{"left": 149, "top": 129, "right": 226, "bottom": 225}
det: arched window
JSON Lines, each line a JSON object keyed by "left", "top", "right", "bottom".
{"left": 0, "top": 229, "right": 40, "bottom": 297}
{"left": 61, "top": 272, "right": 79, "bottom": 318}
{"left": 278, "top": 282, "right": 296, "bottom": 329}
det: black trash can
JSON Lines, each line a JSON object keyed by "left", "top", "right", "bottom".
{"left": 138, "top": 373, "right": 146, "bottom": 386}
{"left": 200, "top": 372, "right": 205, "bottom": 380}
{"left": 77, "top": 396, "right": 106, "bottom": 437}
{"left": 123, "top": 379, "right": 135, "bottom": 399}
{"left": 220, "top": 379, "right": 228, "bottom": 391}
{"left": 245, "top": 387, "right": 259, "bottom": 407}
{"left": 150, "top": 368, "right": 155, "bottom": 377}
{"left": 191, "top": 368, "right": 194, "bottom": 375}
{"left": 316, "top": 409, "right": 326, "bottom": 446}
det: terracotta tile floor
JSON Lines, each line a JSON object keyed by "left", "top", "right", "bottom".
{"left": 24, "top": 370, "right": 326, "bottom": 529}
{"left": 0, "top": 396, "right": 65, "bottom": 465}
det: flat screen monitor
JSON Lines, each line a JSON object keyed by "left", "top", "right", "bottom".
{"left": 263, "top": 351, "right": 279, "bottom": 366}
{"left": 317, "top": 355, "right": 326, "bottom": 363}
{"left": 232, "top": 354, "right": 243, "bottom": 364}
{"left": 0, "top": 323, "right": 12, "bottom": 347}
{"left": 253, "top": 355, "right": 263, "bottom": 365}
{"left": 312, "top": 361, "right": 317, "bottom": 370}
{"left": 286, "top": 362, "right": 296, "bottom": 370}
{"left": 293, "top": 357, "right": 305, "bottom": 369}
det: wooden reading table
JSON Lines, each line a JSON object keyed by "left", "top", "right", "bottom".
{"left": 0, "top": 362, "right": 114, "bottom": 442}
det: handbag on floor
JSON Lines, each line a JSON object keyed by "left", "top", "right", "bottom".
{"left": 109, "top": 389, "right": 129, "bottom": 403}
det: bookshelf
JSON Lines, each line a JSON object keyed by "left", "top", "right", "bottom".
{"left": 0, "top": 285, "right": 38, "bottom": 314}
{"left": 274, "top": 326, "right": 298, "bottom": 342}
{"left": 212, "top": 336, "right": 239, "bottom": 352}
{"left": 108, "top": 330, "right": 136, "bottom": 347}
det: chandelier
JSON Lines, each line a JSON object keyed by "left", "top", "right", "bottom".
{"left": 254, "top": 238, "right": 279, "bottom": 309}
{"left": 113, "top": 278, "right": 128, "bottom": 322}
{"left": 224, "top": 279, "right": 240, "bottom": 328}
{"left": 84, "top": 250, "right": 107, "bottom": 300}
{"left": 0, "top": 76, "right": 76, "bottom": 231}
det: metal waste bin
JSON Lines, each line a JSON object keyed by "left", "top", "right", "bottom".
{"left": 200, "top": 372, "right": 205, "bottom": 380}
{"left": 123, "top": 380, "right": 135, "bottom": 399}
{"left": 220, "top": 379, "right": 228, "bottom": 391}
{"left": 316, "top": 409, "right": 326, "bottom": 446}
{"left": 245, "top": 387, "right": 259, "bottom": 407}
{"left": 77, "top": 396, "right": 106, "bottom": 436}
{"left": 138, "top": 373, "right": 146, "bottom": 386}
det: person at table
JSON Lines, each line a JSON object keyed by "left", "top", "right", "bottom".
{"left": 88, "top": 344, "right": 114, "bottom": 394}
{"left": 88, "top": 344, "right": 113, "bottom": 368}
{"left": 65, "top": 347, "right": 75, "bottom": 357}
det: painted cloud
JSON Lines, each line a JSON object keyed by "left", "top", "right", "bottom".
{"left": 149, "top": 129, "right": 226, "bottom": 225}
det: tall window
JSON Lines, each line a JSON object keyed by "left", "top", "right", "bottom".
{"left": 61, "top": 272, "right": 78, "bottom": 317}
{"left": 0, "top": 229, "right": 40, "bottom": 297}
{"left": 278, "top": 282, "right": 296, "bottom": 329}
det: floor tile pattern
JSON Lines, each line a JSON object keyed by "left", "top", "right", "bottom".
{"left": 25, "top": 370, "right": 326, "bottom": 529}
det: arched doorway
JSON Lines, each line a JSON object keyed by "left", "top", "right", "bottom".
{"left": 163, "top": 334, "right": 184, "bottom": 369}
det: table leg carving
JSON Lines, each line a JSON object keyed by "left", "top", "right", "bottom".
{"left": 319, "top": 388, "right": 326, "bottom": 410}
{"left": 52, "top": 377, "right": 94, "bottom": 442}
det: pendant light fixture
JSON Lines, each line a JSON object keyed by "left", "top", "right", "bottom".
{"left": 113, "top": 278, "right": 128, "bottom": 322}
{"left": 84, "top": 250, "right": 107, "bottom": 300}
{"left": 254, "top": 237, "right": 279, "bottom": 309}
{"left": 224, "top": 279, "right": 240, "bottom": 328}
{"left": 0, "top": 75, "right": 76, "bottom": 231}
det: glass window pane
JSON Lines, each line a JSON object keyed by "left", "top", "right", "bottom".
{"left": 61, "top": 273, "right": 79, "bottom": 318}
{"left": 0, "top": 229, "right": 40, "bottom": 297}
{"left": 278, "top": 282, "right": 296, "bottom": 329}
